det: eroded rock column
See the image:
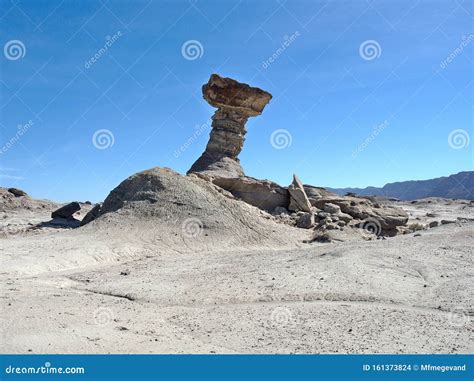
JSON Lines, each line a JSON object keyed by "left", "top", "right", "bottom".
{"left": 187, "top": 74, "right": 272, "bottom": 178}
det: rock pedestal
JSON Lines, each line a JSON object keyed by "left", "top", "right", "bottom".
{"left": 187, "top": 74, "right": 272, "bottom": 178}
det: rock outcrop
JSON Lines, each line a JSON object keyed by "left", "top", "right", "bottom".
{"left": 310, "top": 196, "right": 408, "bottom": 234}
{"left": 188, "top": 74, "right": 272, "bottom": 178}
{"left": 51, "top": 202, "right": 81, "bottom": 219}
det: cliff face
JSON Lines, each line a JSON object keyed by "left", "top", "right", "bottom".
{"left": 328, "top": 171, "right": 474, "bottom": 200}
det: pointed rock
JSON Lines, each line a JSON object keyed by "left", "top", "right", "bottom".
{"left": 288, "top": 174, "right": 312, "bottom": 212}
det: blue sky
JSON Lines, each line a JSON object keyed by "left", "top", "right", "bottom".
{"left": 1, "top": 0, "right": 472, "bottom": 202}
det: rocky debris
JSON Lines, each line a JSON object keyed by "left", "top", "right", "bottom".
{"left": 188, "top": 74, "right": 272, "bottom": 178}
{"left": 323, "top": 203, "right": 341, "bottom": 214}
{"left": 288, "top": 175, "right": 312, "bottom": 213}
{"left": 336, "top": 212, "right": 353, "bottom": 223}
{"left": 296, "top": 212, "right": 314, "bottom": 229}
{"left": 311, "top": 196, "right": 408, "bottom": 233}
{"left": 325, "top": 222, "right": 339, "bottom": 230}
{"left": 210, "top": 176, "right": 289, "bottom": 211}
{"left": 429, "top": 221, "right": 439, "bottom": 228}
{"left": 441, "top": 219, "right": 456, "bottom": 225}
{"left": 457, "top": 216, "right": 474, "bottom": 222}
{"left": 80, "top": 203, "right": 102, "bottom": 226}
{"left": 8, "top": 188, "right": 27, "bottom": 197}
{"left": 51, "top": 202, "right": 81, "bottom": 220}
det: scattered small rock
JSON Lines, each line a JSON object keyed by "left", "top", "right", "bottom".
{"left": 440, "top": 220, "right": 455, "bottom": 225}
{"left": 296, "top": 213, "right": 314, "bottom": 229}
{"left": 323, "top": 203, "right": 341, "bottom": 214}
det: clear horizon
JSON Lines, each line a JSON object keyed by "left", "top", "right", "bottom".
{"left": 1, "top": 0, "right": 473, "bottom": 202}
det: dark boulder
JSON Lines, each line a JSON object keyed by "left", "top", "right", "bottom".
{"left": 51, "top": 202, "right": 81, "bottom": 219}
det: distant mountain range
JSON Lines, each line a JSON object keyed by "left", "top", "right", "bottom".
{"left": 327, "top": 171, "right": 474, "bottom": 201}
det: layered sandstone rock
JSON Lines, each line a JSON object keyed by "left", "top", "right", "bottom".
{"left": 310, "top": 196, "right": 409, "bottom": 233}
{"left": 187, "top": 74, "right": 272, "bottom": 178}
{"left": 211, "top": 176, "right": 289, "bottom": 211}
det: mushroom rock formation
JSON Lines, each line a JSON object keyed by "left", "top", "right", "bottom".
{"left": 187, "top": 74, "right": 272, "bottom": 178}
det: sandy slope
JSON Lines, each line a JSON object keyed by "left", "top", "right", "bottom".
{"left": 1, "top": 200, "right": 472, "bottom": 354}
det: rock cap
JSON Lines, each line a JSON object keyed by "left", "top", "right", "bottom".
{"left": 203, "top": 74, "right": 272, "bottom": 116}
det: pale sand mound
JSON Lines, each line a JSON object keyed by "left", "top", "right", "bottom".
{"left": 87, "top": 167, "right": 308, "bottom": 251}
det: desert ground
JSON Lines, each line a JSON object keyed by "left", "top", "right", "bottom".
{"left": 1, "top": 174, "right": 473, "bottom": 354}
